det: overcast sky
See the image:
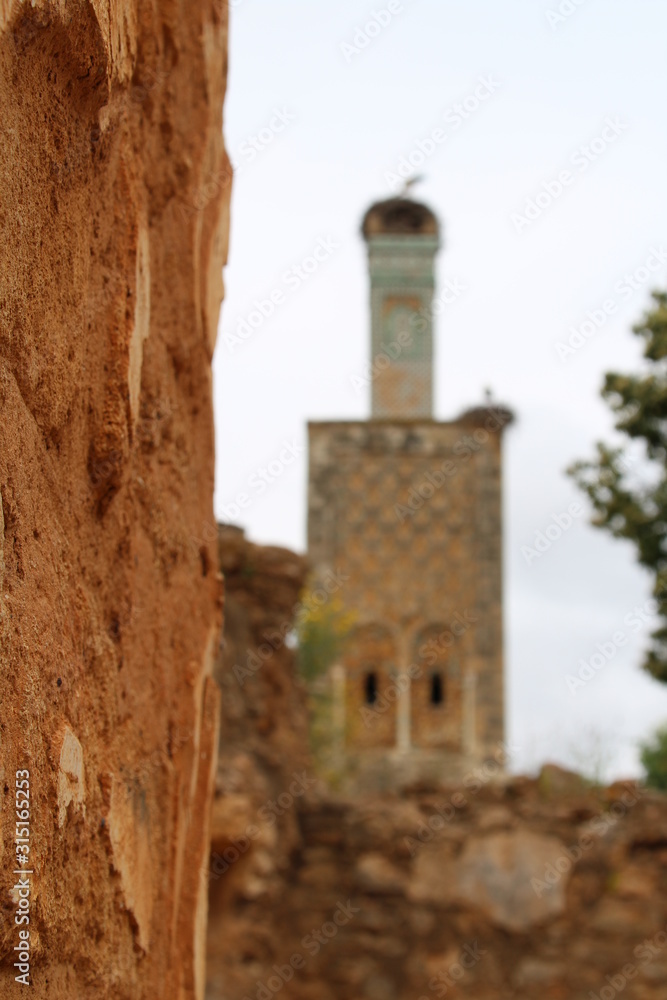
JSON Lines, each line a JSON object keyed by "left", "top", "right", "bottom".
{"left": 212, "top": 0, "right": 667, "bottom": 780}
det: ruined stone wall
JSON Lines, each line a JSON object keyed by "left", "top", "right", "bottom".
{"left": 214, "top": 768, "right": 667, "bottom": 1000}
{"left": 0, "top": 2, "right": 229, "bottom": 996}
{"left": 207, "top": 526, "right": 312, "bottom": 1000}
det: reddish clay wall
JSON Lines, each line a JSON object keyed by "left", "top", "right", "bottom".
{"left": 0, "top": 2, "right": 230, "bottom": 996}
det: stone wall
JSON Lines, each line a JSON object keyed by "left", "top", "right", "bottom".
{"left": 281, "top": 772, "right": 667, "bottom": 1000}
{"left": 207, "top": 526, "right": 312, "bottom": 1000}
{"left": 0, "top": 2, "right": 229, "bottom": 996}
{"left": 213, "top": 767, "right": 667, "bottom": 1000}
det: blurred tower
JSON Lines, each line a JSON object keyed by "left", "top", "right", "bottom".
{"left": 363, "top": 198, "right": 439, "bottom": 418}
{"left": 307, "top": 196, "right": 512, "bottom": 792}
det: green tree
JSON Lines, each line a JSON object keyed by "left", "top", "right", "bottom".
{"left": 570, "top": 289, "right": 667, "bottom": 682}
{"left": 295, "top": 583, "right": 356, "bottom": 787}
{"left": 295, "top": 584, "right": 356, "bottom": 682}
{"left": 640, "top": 725, "right": 667, "bottom": 790}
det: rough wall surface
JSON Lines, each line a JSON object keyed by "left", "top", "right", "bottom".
{"left": 207, "top": 526, "right": 311, "bottom": 1000}
{"left": 0, "top": 2, "right": 229, "bottom": 996}
{"left": 213, "top": 769, "right": 667, "bottom": 1000}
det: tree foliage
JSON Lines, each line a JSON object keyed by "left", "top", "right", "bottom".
{"left": 295, "top": 584, "right": 356, "bottom": 683}
{"left": 640, "top": 725, "right": 667, "bottom": 791}
{"left": 570, "top": 290, "right": 667, "bottom": 682}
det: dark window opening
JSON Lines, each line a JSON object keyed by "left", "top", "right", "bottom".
{"left": 430, "top": 672, "right": 444, "bottom": 706}
{"left": 364, "top": 671, "right": 378, "bottom": 705}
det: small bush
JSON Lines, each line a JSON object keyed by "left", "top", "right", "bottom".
{"left": 640, "top": 725, "right": 667, "bottom": 791}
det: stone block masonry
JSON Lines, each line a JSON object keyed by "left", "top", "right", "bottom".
{"left": 213, "top": 764, "right": 667, "bottom": 1000}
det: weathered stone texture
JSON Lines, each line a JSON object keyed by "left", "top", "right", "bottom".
{"left": 212, "top": 771, "right": 667, "bottom": 1000}
{"left": 0, "top": 2, "right": 229, "bottom": 996}
{"left": 206, "top": 526, "right": 312, "bottom": 1000}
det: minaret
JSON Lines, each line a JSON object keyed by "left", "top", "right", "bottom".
{"left": 361, "top": 197, "right": 441, "bottom": 419}
{"left": 308, "top": 193, "right": 510, "bottom": 792}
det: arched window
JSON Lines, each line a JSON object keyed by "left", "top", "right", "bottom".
{"left": 364, "top": 671, "right": 378, "bottom": 705}
{"left": 430, "top": 672, "right": 444, "bottom": 706}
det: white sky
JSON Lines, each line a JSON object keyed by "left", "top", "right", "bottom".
{"left": 212, "top": 0, "right": 667, "bottom": 780}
